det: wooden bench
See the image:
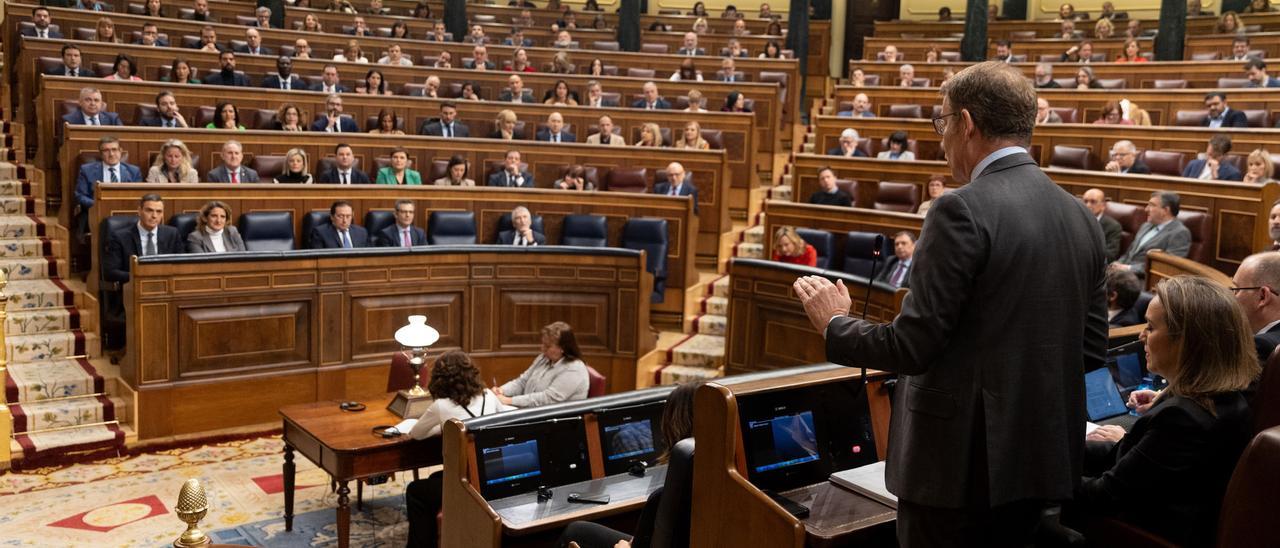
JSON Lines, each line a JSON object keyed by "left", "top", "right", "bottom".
{"left": 872, "top": 14, "right": 1252, "bottom": 40}
{"left": 845, "top": 59, "right": 1280, "bottom": 91}
{"left": 862, "top": 35, "right": 1149, "bottom": 63}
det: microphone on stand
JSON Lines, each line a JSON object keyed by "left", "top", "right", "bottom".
{"left": 857, "top": 234, "right": 887, "bottom": 393}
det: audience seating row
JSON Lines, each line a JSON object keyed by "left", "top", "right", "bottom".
{"left": 871, "top": 14, "right": 1280, "bottom": 40}
{"left": 848, "top": 60, "right": 1280, "bottom": 91}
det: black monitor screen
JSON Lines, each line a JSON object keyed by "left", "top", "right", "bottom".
{"left": 604, "top": 420, "right": 656, "bottom": 461}
{"left": 481, "top": 440, "right": 542, "bottom": 486}
{"left": 595, "top": 401, "right": 665, "bottom": 475}
{"left": 747, "top": 411, "right": 820, "bottom": 473}
{"left": 473, "top": 417, "right": 591, "bottom": 500}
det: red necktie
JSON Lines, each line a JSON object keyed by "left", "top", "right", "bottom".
{"left": 230, "top": 170, "right": 238, "bottom": 184}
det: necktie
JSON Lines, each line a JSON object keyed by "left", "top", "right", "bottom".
{"left": 39, "top": 29, "right": 46, "bottom": 38}
{"left": 334, "top": 121, "right": 342, "bottom": 133}
{"left": 1137, "top": 225, "right": 1161, "bottom": 249}
{"left": 88, "top": 115, "right": 97, "bottom": 126}
{"left": 69, "top": 68, "right": 77, "bottom": 77}
{"left": 341, "top": 230, "right": 352, "bottom": 248}
{"left": 109, "top": 166, "right": 118, "bottom": 182}
{"left": 553, "top": 133, "right": 559, "bottom": 143}
{"left": 281, "top": 79, "right": 288, "bottom": 90}
{"left": 508, "top": 174, "right": 514, "bottom": 186}
{"left": 146, "top": 231, "right": 156, "bottom": 256}
{"left": 647, "top": 103, "right": 654, "bottom": 110}
{"left": 891, "top": 263, "right": 907, "bottom": 287}
{"left": 340, "top": 172, "right": 348, "bottom": 185}
{"left": 669, "top": 185, "right": 678, "bottom": 196}
{"left": 230, "top": 170, "right": 238, "bottom": 184}
{"left": 402, "top": 230, "right": 410, "bottom": 247}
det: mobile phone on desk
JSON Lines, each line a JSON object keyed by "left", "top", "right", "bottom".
{"left": 567, "top": 492, "right": 611, "bottom": 505}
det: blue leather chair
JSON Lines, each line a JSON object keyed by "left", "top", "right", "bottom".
{"left": 363, "top": 210, "right": 396, "bottom": 246}
{"left": 495, "top": 212, "right": 545, "bottom": 242}
{"left": 99, "top": 214, "right": 138, "bottom": 351}
{"left": 621, "top": 218, "right": 668, "bottom": 303}
{"left": 796, "top": 228, "right": 837, "bottom": 270}
{"left": 167, "top": 212, "right": 199, "bottom": 244}
{"left": 428, "top": 211, "right": 477, "bottom": 245}
{"left": 840, "top": 231, "right": 892, "bottom": 279}
{"left": 560, "top": 214, "right": 608, "bottom": 247}
{"left": 238, "top": 211, "right": 295, "bottom": 251}
{"left": 300, "top": 210, "right": 331, "bottom": 249}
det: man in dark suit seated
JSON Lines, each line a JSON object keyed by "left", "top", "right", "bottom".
{"left": 419, "top": 102, "right": 469, "bottom": 137}
{"left": 22, "top": 7, "right": 63, "bottom": 39}
{"left": 487, "top": 150, "right": 535, "bottom": 187}
{"left": 632, "top": 82, "right": 672, "bottom": 110}
{"left": 1082, "top": 188, "right": 1123, "bottom": 262}
{"left": 826, "top": 129, "right": 867, "bottom": 158}
{"left": 1232, "top": 251, "right": 1280, "bottom": 360}
{"left": 315, "top": 143, "right": 372, "bottom": 184}
{"left": 311, "top": 65, "right": 349, "bottom": 94}
{"left": 1103, "top": 140, "right": 1149, "bottom": 175}
{"left": 503, "top": 27, "right": 534, "bottom": 47}
{"left": 205, "top": 141, "right": 261, "bottom": 183}
{"left": 535, "top": 112, "right": 576, "bottom": 143}
{"left": 104, "top": 193, "right": 184, "bottom": 285}
{"left": 584, "top": 81, "right": 618, "bottom": 108}
{"left": 875, "top": 231, "right": 915, "bottom": 289}
{"left": 191, "top": 25, "right": 227, "bottom": 53}
{"left": 378, "top": 199, "right": 428, "bottom": 247}
{"left": 251, "top": 6, "right": 274, "bottom": 28}
{"left": 347, "top": 16, "right": 373, "bottom": 36}
{"left": 1202, "top": 92, "right": 1249, "bottom": 128}
{"left": 1105, "top": 268, "right": 1145, "bottom": 327}
{"left": 135, "top": 23, "right": 169, "bottom": 46}
{"left": 234, "top": 28, "right": 274, "bottom": 56}
{"left": 1182, "top": 134, "right": 1244, "bottom": 181}
{"left": 808, "top": 166, "right": 853, "bottom": 207}
{"left": 46, "top": 45, "right": 84, "bottom": 77}
{"left": 202, "top": 51, "right": 251, "bottom": 86}
{"left": 795, "top": 62, "right": 1107, "bottom": 546}
{"left": 654, "top": 162, "right": 699, "bottom": 214}
{"left": 311, "top": 94, "right": 360, "bottom": 133}
{"left": 1113, "top": 191, "right": 1193, "bottom": 276}
{"left": 496, "top": 206, "right": 545, "bottom": 246}
{"left": 63, "top": 87, "right": 123, "bottom": 126}
{"left": 676, "top": 32, "right": 705, "bottom": 56}
{"left": 499, "top": 74, "right": 534, "bottom": 103}
{"left": 262, "top": 56, "right": 305, "bottom": 90}
{"left": 1245, "top": 58, "right": 1280, "bottom": 88}
{"left": 140, "top": 91, "right": 188, "bottom": 127}
{"left": 189, "top": 0, "right": 212, "bottom": 21}
{"left": 465, "top": 45, "right": 496, "bottom": 70}
{"left": 75, "top": 135, "right": 142, "bottom": 216}
{"left": 311, "top": 201, "right": 369, "bottom": 249}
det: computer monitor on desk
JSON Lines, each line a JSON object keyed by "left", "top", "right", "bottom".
{"left": 472, "top": 417, "right": 591, "bottom": 500}
{"left": 594, "top": 401, "right": 665, "bottom": 476}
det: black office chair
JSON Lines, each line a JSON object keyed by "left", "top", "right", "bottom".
{"left": 99, "top": 215, "right": 138, "bottom": 352}
{"left": 646, "top": 438, "right": 694, "bottom": 548}
{"left": 300, "top": 211, "right": 331, "bottom": 249}
{"left": 363, "top": 210, "right": 396, "bottom": 247}
{"left": 560, "top": 214, "right": 609, "bottom": 247}
{"left": 428, "top": 211, "right": 477, "bottom": 245}
{"left": 796, "top": 228, "right": 836, "bottom": 270}
{"left": 238, "top": 211, "right": 295, "bottom": 251}
{"left": 840, "top": 231, "right": 892, "bottom": 279}
{"left": 621, "top": 218, "right": 668, "bottom": 303}
{"left": 167, "top": 212, "right": 199, "bottom": 244}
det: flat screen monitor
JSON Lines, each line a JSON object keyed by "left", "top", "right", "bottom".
{"left": 595, "top": 401, "right": 664, "bottom": 476}
{"left": 472, "top": 417, "right": 591, "bottom": 500}
{"left": 1085, "top": 367, "right": 1129, "bottom": 422}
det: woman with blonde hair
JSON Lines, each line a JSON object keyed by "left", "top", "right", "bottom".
{"left": 692, "top": 17, "right": 709, "bottom": 34}
{"left": 1094, "top": 18, "right": 1114, "bottom": 39}
{"left": 274, "top": 148, "right": 313, "bottom": 184}
{"left": 684, "top": 90, "right": 707, "bottom": 112}
{"left": 1216, "top": 11, "right": 1243, "bottom": 33}
{"left": 334, "top": 39, "right": 369, "bottom": 63}
{"left": 636, "top": 123, "right": 664, "bottom": 147}
{"left": 772, "top": 226, "right": 816, "bottom": 266}
{"left": 1244, "top": 149, "right": 1275, "bottom": 183}
{"left": 146, "top": 139, "right": 198, "bottom": 183}
{"left": 187, "top": 200, "right": 246, "bottom": 253}
{"left": 95, "top": 17, "right": 121, "bottom": 43}
{"left": 490, "top": 110, "right": 519, "bottom": 140}
{"left": 1078, "top": 276, "right": 1257, "bottom": 546}
{"left": 675, "top": 121, "right": 710, "bottom": 150}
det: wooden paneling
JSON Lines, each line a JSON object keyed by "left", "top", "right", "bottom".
{"left": 124, "top": 248, "right": 653, "bottom": 438}
{"left": 862, "top": 35, "right": 1148, "bottom": 63}
{"left": 847, "top": 59, "right": 1280, "bottom": 91}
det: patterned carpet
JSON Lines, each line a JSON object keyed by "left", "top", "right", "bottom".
{"left": 0, "top": 434, "right": 415, "bottom": 547}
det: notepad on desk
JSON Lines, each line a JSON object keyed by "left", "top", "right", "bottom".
{"left": 829, "top": 460, "right": 897, "bottom": 509}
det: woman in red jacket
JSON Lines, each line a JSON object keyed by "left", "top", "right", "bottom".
{"left": 772, "top": 226, "right": 817, "bottom": 267}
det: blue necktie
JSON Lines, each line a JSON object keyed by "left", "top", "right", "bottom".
{"left": 341, "top": 231, "right": 352, "bottom": 249}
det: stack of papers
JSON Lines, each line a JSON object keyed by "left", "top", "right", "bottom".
{"left": 829, "top": 460, "right": 897, "bottom": 508}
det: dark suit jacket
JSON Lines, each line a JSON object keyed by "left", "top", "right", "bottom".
{"left": 535, "top": 129, "right": 577, "bottom": 143}
{"left": 1099, "top": 214, "right": 1123, "bottom": 262}
{"left": 202, "top": 71, "right": 251, "bottom": 86}
{"left": 315, "top": 168, "right": 371, "bottom": 184}
{"left": 308, "top": 223, "right": 369, "bottom": 249}
{"left": 377, "top": 224, "right": 427, "bottom": 247}
{"left": 63, "top": 111, "right": 123, "bottom": 126}
{"left": 1108, "top": 291, "right": 1150, "bottom": 328}
{"left": 133, "top": 38, "right": 171, "bottom": 46}
{"left": 496, "top": 229, "right": 546, "bottom": 246}
{"left": 1122, "top": 159, "right": 1151, "bottom": 174}
{"left": 104, "top": 224, "right": 184, "bottom": 283}
{"left": 464, "top": 60, "right": 496, "bottom": 70}
{"left": 1117, "top": 219, "right": 1193, "bottom": 274}
{"left": 139, "top": 115, "right": 182, "bottom": 127}
{"left": 676, "top": 47, "right": 706, "bottom": 55}
{"left": 186, "top": 226, "right": 247, "bottom": 252}
{"left": 418, "top": 120, "right": 471, "bottom": 137}
{"left": 21, "top": 27, "right": 64, "bottom": 38}
{"left": 206, "top": 165, "right": 261, "bottom": 183}
{"left": 826, "top": 146, "right": 868, "bottom": 158}
{"left": 1202, "top": 108, "right": 1249, "bottom": 128}
{"left": 45, "top": 65, "right": 87, "bottom": 77}
{"left": 1079, "top": 393, "right": 1252, "bottom": 546}
{"left": 1181, "top": 158, "right": 1244, "bottom": 181}
{"left": 825, "top": 152, "right": 1108, "bottom": 507}
{"left": 502, "top": 38, "right": 535, "bottom": 47}
{"left": 76, "top": 161, "right": 142, "bottom": 209}
{"left": 874, "top": 257, "right": 911, "bottom": 288}
{"left": 631, "top": 98, "right": 673, "bottom": 110}
{"left": 232, "top": 44, "right": 274, "bottom": 56}
{"left": 261, "top": 74, "right": 305, "bottom": 90}
{"left": 1254, "top": 322, "right": 1280, "bottom": 363}
{"left": 310, "top": 116, "right": 360, "bottom": 133}
{"left": 653, "top": 181, "right": 699, "bottom": 214}
{"left": 309, "top": 82, "right": 350, "bottom": 93}
{"left": 487, "top": 170, "right": 534, "bottom": 188}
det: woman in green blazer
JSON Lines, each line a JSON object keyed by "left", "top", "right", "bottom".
{"left": 376, "top": 147, "right": 422, "bottom": 185}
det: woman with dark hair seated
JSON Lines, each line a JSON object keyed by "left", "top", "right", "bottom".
{"left": 405, "top": 350, "right": 509, "bottom": 548}
{"left": 495, "top": 322, "right": 589, "bottom": 408}
{"left": 555, "top": 165, "right": 595, "bottom": 190}
{"left": 556, "top": 381, "right": 703, "bottom": 548}
{"left": 105, "top": 54, "right": 142, "bottom": 81}
{"left": 1072, "top": 276, "right": 1258, "bottom": 546}
{"left": 205, "top": 101, "right": 245, "bottom": 130}
{"left": 433, "top": 155, "right": 475, "bottom": 186}
{"left": 721, "top": 91, "right": 751, "bottom": 112}
{"left": 876, "top": 131, "right": 916, "bottom": 161}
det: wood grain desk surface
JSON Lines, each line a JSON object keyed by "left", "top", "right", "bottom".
{"left": 280, "top": 394, "right": 429, "bottom": 453}
{"left": 782, "top": 481, "right": 897, "bottom": 541}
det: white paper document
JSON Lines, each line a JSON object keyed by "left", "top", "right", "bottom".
{"left": 829, "top": 460, "right": 897, "bottom": 509}
{"left": 391, "top": 418, "right": 418, "bottom": 435}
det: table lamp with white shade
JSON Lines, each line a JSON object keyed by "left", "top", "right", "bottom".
{"left": 388, "top": 314, "right": 440, "bottom": 418}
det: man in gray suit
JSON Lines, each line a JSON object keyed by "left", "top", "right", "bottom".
{"left": 1113, "top": 191, "right": 1192, "bottom": 275}
{"left": 206, "top": 141, "right": 261, "bottom": 183}
{"left": 794, "top": 62, "right": 1108, "bottom": 546}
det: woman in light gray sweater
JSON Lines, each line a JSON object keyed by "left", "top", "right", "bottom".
{"left": 496, "top": 321, "right": 590, "bottom": 407}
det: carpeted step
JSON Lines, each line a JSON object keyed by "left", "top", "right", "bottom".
{"left": 693, "top": 314, "right": 726, "bottom": 336}
{"left": 6, "top": 307, "right": 81, "bottom": 335}
{"left": 11, "top": 422, "right": 125, "bottom": 462}
{"left": 0, "top": 213, "right": 44, "bottom": 238}
{"left": 9, "top": 395, "right": 118, "bottom": 434}
{"left": 668, "top": 334, "right": 725, "bottom": 368}
{"left": 0, "top": 180, "right": 31, "bottom": 197}
{"left": 0, "top": 196, "right": 40, "bottom": 216}
{"left": 734, "top": 242, "right": 763, "bottom": 259}
{"left": 7, "top": 331, "right": 98, "bottom": 362}
{"left": 658, "top": 364, "right": 724, "bottom": 385}
{"left": 5, "top": 279, "right": 76, "bottom": 310}
{"left": 0, "top": 257, "right": 62, "bottom": 280}
{"left": 5, "top": 358, "right": 104, "bottom": 402}
{"left": 768, "top": 183, "right": 794, "bottom": 202}
{"left": 0, "top": 237, "right": 52, "bottom": 258}
{"left": 743, "top": 225, "right": 765, "bottom": 244}
{"left": 711, "top": 276, "right": 730, "bottom": 299}
{"left": 702, "top": 295, "right": 728, "bottom": 316}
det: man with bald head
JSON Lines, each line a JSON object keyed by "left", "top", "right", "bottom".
{"left": 677, "top": 32, "right": 705, "bottom": 56}
{"left": 1104, "top": 140, "right": 1150, "bottom": 174}
{"left": 838, "top": 93, "right": 876, "bottom": 118}
{"left": 467, "top": 45, "right": 495, "bottom": 70}
{"left": 1231, "top": 251, "right": 1280, "bottom": 360}
{"left": 654, "top": 162, "right": 699, "bottom": 213}
{"left": 536, "top": 112, "right": 576, "bottom": 142}
{"left": 1083, "top": 188, "right": 1123, "bottom": 261}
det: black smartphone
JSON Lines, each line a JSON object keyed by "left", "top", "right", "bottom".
{"left": 566, "top": 492, "right": 611, "bottom": 505}
{"left": 764, "top": 491, "right": 810, "bottom": 519}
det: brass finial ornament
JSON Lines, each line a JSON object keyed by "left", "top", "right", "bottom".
{"left": 388, "top": 315, "right": 440, "bottom": 418}
{"left": 174, "top": 478, "right": 211, "bottom": 547}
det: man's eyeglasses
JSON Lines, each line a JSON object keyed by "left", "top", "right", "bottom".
{"left": 1230, "top": 286, "right": 1272, "bottom": 295}
{"left": 932, "top": 112, "right": 958, "bottom": 135}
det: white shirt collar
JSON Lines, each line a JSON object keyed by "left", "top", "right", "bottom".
{"left": 1260, "top": 319, "right": 1280, "bottom": 336}
{"left": 969, "top": 146, "right": 1026, "bottom": 182}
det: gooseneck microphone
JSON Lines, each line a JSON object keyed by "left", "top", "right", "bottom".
{"left": 858, "top": 234, "right": 887, "bottom": 393}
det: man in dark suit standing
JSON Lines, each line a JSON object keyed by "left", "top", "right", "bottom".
{"left": 1230, "top": 251, "right": 1280, "bottom": 361}
{"left": 1202, "top": 92, "right": 1249, "bottom": 128}
{"left": 378, "top": 199, "right": 427, "bottom": 247}
{"left": 262, "top": 56, "right": 305, "bottom": 90}
{"left": 874, "top": 231, "right": 914, "bottom": 289}
{"left": 315, "top": 143, "right": 372, "bottom": 184}
{"left": 487, "top": 150, "right": 534, "bottom": 187}
{"left": 535, "top": 113, "right": 576, "bottom": 143}
{"left": 632, "top": 82, "right": 671, "bottom": 110}
{"left": 496, "top": 206, "right": 545, "bottom": 246}
{"left": 46, "top": 45, "right": 84, "bottom": 77}
{"left": 104, "top": 193, "right": 184, "bottom": 284}
{"left": 419, "top": 102, "right": 470, "bottom": 137}
{"left": 1113, "top": 191, "right": 1192, "bottom": 276}
{"left": 1103, "top": 140, "right": 1150, "bottom": 175}
{"left": 653, "top": 162, "right": 699, "bottom": 214}
{"left": 1083, "top": 188, "right": 1123, "bottom": 262}
{"left": 22, "top": 7, "right": 63, "bottom": 39}
{"left": 202, "top": 52, "right": 251, "bottom": 86}
{"left": 310, "top": 201, "right": 369, "bottom": 249}
{"left": 1182, "top": 135, "right": 1244, "bottom": 181}
{"left": 63, "top": 87, "right": 123, "bottom": 126}
{"left": 795, "top": 62, "right": 1107, "bottom": 546}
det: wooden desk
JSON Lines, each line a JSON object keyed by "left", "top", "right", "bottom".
{"left": 491, "top": 465, "right": 666, "bottom": 534}
{"left": 872, "top": 15, "right": 1239, "bottom": 41}
{"left": 280, "top": 394, "right": 442, "bottom": 548}
{"left": 846, "top": 59, "right": 1280, "bottom": 91}
{"left": 781, "top": 482, "right": 897, "bottom": 547}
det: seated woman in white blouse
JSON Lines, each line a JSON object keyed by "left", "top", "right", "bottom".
{"left": 496, "top": 321, "right": 590, "bottom": 408}
{"left": 186, "top": 200, "right": 246, "bottom": 253}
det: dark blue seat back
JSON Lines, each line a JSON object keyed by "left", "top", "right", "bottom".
{"left": 238, "top": 211, "right": 295, "bottom": 251}
{"left": 840, "top": 231, "right": 892, "bottom": 279}
{"left": 428, "top": 211, "right": 478, "bottom": 245}
{"left": 621, "top": 218, "right": 668, "bottom": 303}
{"left": 300, "top": 210, "right": 330, "bottom": 249}
{"left": 560, "top": 214, "right": 609, "bottom": 247}
{"left": 98, "top": 214, "right": 138, "bottom": 350}
{"left": 364, "top": 210, "right": 396, "bottom": 245}
{"left": 648, "top": 438, "right": 694, "bottom": 548}
{"left": 99, "top": 215, "right": 139, "bottom": 276}
{"left": 796, "top": 228, "right": 836, "bottom": 270}
{"left": 167, "top": 212, "right": 198, "bottom": 244}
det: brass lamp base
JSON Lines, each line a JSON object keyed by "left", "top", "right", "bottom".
{"left": 388, "top": 389, "right": 432, "bottom": 418}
